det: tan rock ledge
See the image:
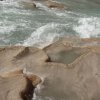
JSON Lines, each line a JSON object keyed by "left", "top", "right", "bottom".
{"left": 0, "top": 69, "right": 41, "bottom": 100}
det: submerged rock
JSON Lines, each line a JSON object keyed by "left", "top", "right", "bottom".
{"left": 20, "top": 0, "right": 36, "bottom": 10}
{"left": 44, "top": 0, "right": 65, "bottom": 9}
{"left": 20, "top": 0, "right": 66, "bottom": 10}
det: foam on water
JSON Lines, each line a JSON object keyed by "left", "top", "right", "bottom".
{"left": 34, "top": 2, "right": 69, "bottom": 18}
{"left": 0, "top": 0, "right": 100, "bottom": 100}
{"left": 23, "top": 23, "right": 68, "bottom": 48}
{"left": 32, "top": 76, "right": 53, "bottom": 100}
{"left": 0, "top": 0, "right": 100, "bottom": 47}
{"left": 0, "top": 24, "right": 15, "bottom": 34}
{"left": 73, "top": 17, "right": 100, "bottom": 38}
{"left": 0, "top": 0, "right": 19, "bottom": 8}
{"left": 35, "top": 2, "right": 48, "bottom": 10}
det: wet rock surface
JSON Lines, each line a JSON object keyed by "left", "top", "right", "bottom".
{"left": 0, "top": 69, "right": 41, "bottom": 100}
{"left": 43, "top": 0, "right": 65, "bottom": 9}
{"left": 20, "top": 0, "right": 66, "bottom": 10}
{"left": 0, "top": 38, "right": 100, "bottom": 100}
{"left": 19, "top": 0, "right": 36, "bottom": 10}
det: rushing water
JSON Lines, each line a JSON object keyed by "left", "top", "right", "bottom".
{"left": 0, "top": 0, "right": 100, "bottom": 99}
{"left": 0, "top": 0, "right": 100, "bottom": 48}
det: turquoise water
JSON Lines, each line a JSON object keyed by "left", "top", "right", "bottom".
{"left": 0, "top": 0, "right": 100, "bottom": 48}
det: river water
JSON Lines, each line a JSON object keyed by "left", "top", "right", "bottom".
{"left": 0, "top": 0, "right": 100, "bottom": 48}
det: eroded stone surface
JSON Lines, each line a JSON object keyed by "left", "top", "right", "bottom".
{"left": 0, "top": 46, "right": 48, "bottom": 73}
{"left": 0, "top": 38, "right": 100, "bottom": 100}
{"left": 0, "top": 69, "right": 41, "bottom": 100}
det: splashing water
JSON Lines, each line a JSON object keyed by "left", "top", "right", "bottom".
{"left": 0, "top": 0, "right": 100, "bottom": 47}
{"left": 73, "top": 17, "right": 100, "bottom": 38}
{"left": 23, "top": 23, "right": 69, "bottom": 48}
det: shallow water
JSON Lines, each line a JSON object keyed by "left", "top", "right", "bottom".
{"left": 0, "top": 0, "right": 100, "bottom": 48}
